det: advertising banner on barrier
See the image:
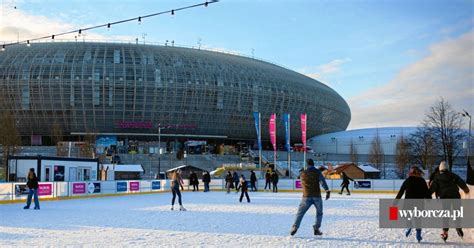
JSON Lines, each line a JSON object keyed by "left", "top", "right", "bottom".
{"left": 15, "top": 184, "right": 28, "bottom": 197}
{"left": 130, "top": 182, "right": 140, "bottom": 191}
{"left": 88, "top": 182, "right": 101, "bottom": 194}
{"left": 295, "top": 180, "right": 302, "bottom": 189}
{"left": 72, "top": 183, "right": 87, "bottom": 194}
{"left": 152, "top": 181, "right": 161, "bottom": 190}
{"left": 38, "top": 183, "right": 53, "bottom": 196}
{"left": 355, "top": 181, "right": 371, "bottom": 189}
{"left": 117, "top": 182, "right": 127, "bottom": 192}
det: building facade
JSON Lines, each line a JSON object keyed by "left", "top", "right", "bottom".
{"left": 0, "top": 42, "right": 351, "bottom": 143}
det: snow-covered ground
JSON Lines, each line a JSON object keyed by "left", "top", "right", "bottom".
{"left": 0, "top": 191, "right": 472, "bottom": 247}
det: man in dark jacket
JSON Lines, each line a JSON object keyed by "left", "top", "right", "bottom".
{"left": 24, "top": 168, "right": 40, "bottom": 210}
{"left": 250, "top": 170, "right": 257, "bottom": 192}
{"left": 430, "top": 161, "right": 470, "bottom": 241}
{"left": 290, "top": 159, "right": 330, "bottom": 236}
{"left": 225, "top": 171, "right": 234, "bottom": 194}
{"left": 339, "top": 172, "right": 354, "bottom": 195}
{"left": 202, "top": 171, "right": 211, "bottom": 192}
{"left": 264, "top": 170, "right": 272, "bottom": 191}
{"left": 233, "top": 171, "right": 240, "bottom": 192}
{"left": 190, "top": 171, "right": 199, "bottom": 191}
{"left": 271, "top": 170, "right": 279, "bottom": 193}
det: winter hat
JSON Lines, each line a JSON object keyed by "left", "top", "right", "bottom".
{"left": 439, "top": 161, "right": 447, "bottom": 171}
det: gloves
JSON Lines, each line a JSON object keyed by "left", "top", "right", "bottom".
{"left": 325, "top": 191, "right": 331, "bottom": 200}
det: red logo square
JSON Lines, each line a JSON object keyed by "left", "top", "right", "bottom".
{"left": 389, "top": 207, "right": 398, "bottom": 221}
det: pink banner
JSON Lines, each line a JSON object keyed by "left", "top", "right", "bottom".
{"left": 301, "top": 113, "right": 307, "bottom": 149}
{"left": 38, "top": 184, "right": 53, "bottom": 196}
{"left": 295, "top": 180, "right": 302, "bottom": 189}
{"left": 72, "top": 183, "right": 86, "bottom": 194}
{"left": 130, "top": 182, "right": 140, "bottom": 191}
{"left": 269, "top": 114, "right": 277, "bottom": 152}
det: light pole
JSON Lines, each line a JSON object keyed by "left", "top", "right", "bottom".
{"left": 158, "top": 124, "right": 162, "bottom": 179}
{"left": 461, "top": 110, "right": 471, "bottom": 159}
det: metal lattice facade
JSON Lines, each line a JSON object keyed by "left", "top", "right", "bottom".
{"left": 0, "top": 42, "right": 350, "bottom": 142}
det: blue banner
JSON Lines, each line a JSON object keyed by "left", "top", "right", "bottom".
{"left": 152, "top": 181, "right": 161, "bottom": 190}
{"left": 116, "top": 182, "right": 127, "bottom": 192}
{"left": 284, "top": 113, "right": 290, "bottom": 152}
{"left": 253, "top": 112, "right": 261, "bottom": 150}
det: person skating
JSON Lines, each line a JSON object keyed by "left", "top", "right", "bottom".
{"left": 250, "top": 170, "right": 257, "bottom": 192}
{"left": 170, "top": 170, "right": 186, "bottom": 211}
{"left": 238, "top": 175, "right": 250, "bottom": 203}
{"left": 225, "top": 171, "right": 234, "bottom": 194}
{"left": 233, "top": 171, "right": 240, "bottom": 192}
{"left": 290, "top": 159, "right": 330, "bottom": 236}
{"left": 189, "top": 171, "right": 199, "bottom": 192}
{"left": 264, "top": 170, "right": 272, "bottom": 191}
{"left": 23, "top": 168, "right": 40, "bottom": 210}
{"left": 395, "top": 166, "right": 432, "bottom": 243}
{"left": 429, "top": 161, "right": 470, "bottom": 242}
{"left": 339, "top": 172, "right": 354, "bottom": 195}
{"left": 271, "top": 170, "right": 279, "bottom": 193}
{"left": 202, "top": 171, "right": 211, "bottom": 192}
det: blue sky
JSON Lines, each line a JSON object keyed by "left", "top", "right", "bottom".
{"left": 1, "top": 0, "right": 473, "bottom": 129}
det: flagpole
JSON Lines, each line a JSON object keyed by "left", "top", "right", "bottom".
{"left": 258, "top": 112, "right": 262, "bottom": 172}
{"left": 288, "top": 114, "right": 291, "bottom": 178}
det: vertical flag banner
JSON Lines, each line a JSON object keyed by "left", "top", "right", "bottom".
{"left": 301, "top": 113, "right": 307, "bottom": 169}
{"left": 301, "top": 113, "right": 307, "bottom": 148}
{"left": 253, "top": 112, "right": 262, "bottom": 150}
{"left": 284, "top": 113, "right": 291, "bottom": 152}
{"left": 269, "top": 114, "right": 277, "bottom": 151}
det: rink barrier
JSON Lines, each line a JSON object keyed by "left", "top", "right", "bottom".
{"left": 0, "top": 179, "right": 406, "bottom": 203}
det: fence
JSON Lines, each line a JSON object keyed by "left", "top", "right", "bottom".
{"left": 0, "top": 179, "right": 408, "bottom": 202}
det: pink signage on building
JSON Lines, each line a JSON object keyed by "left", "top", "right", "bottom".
{"left": 130, "top": 182, "right": 140, "bottom": 191}
{"left": 38, "top": 184, "right": 53, "bottom": 196}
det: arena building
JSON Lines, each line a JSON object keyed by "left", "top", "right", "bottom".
{"left": 0, "top": 42, "right": 350, "bottom": 144}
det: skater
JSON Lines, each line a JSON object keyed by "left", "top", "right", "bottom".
{"left": 290, "top": 159, "right": 330, "bottom": 236}
{"left": 271, "top": 170, "right": 279, "bottom": 193}
{"left": 430, "top": 161, "right": 470, "bottom": 241}
{"left": 238, "top": 175, "right": 250, "bottom": 203}
{"left": 339, "top": 172, "right": 354, "bottom": 195}
{"left": 202, "top": 171, "right": 211, "bottom": 192}
{"left": 225, "top": 171, "right": 234, "bottom": 194}
{"left": 395, "top": 166, "right": 431, "bottom": 243}
{"left": 250, "top": 170, "right": 257, "bottom": 192}
{"left": 170, "top": 170, "right": 186, "bottom": 211}
{"left": 23, "top": 168, "right": 40, "bottom": 210}
{"left": 264, "top": 170, "right": 272, "bottom": 191}
{"left": 190, "top": 171, "right": 199, "bottom": 191}
{"left": 233, "top": 171, "right": 240, "bottom": 192}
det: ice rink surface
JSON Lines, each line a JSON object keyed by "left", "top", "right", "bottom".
{"left": 0, "top": 191, "right": 472, "bottom": 247}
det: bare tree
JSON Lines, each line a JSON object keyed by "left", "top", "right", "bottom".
{"left": 369, "top": 131, "right": 384, "bottom": 171}
{"left": 349, "top": 139, "right": 358, "bottom": 165}
{"left": 422, "top": 98, "right": 465, "bottom": 171}
{"left": 409, "top": 127, "right": 438, "bottom": 174}
{"left": 0, "top": 110, "right": 21, "bottom": 180}
{"left": 80, "top": 130, "right": 96, "bottom": 158}
{"left": 395, "top": 135, "right": 410, "bottom": 179}
{"left": 51, "top": 122, "right": 63, "bottom": 146}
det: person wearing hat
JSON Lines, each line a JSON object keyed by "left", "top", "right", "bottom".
{"left": 430, "top": 161, "right": 470, "bottom": 241}
{"left": 290, "top": 159, "right": 330, "bottom": 236}
{"left": 24, "top": 168, "right": 40, "bottom": 210}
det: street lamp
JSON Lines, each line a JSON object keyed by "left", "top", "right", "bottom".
{"left": 157, "top": 124, "right": 164, "bottom": 179}
{"left": 461, "top": 110, "right": 471, "bottom": 159}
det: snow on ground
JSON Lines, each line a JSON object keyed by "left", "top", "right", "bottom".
{"left": 0, "top": 191, "right": 472, "bottom": 247}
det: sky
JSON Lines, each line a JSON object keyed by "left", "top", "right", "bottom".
{"left": 0, "top": 0, "right": 473, "bottom": 130}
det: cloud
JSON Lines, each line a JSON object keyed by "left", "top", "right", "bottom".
{"left": 0, "top": 2, "right": 133, "bottom": 44}
{"left": 348, "top": 30, "right": 474, "bottom": 130}
{"left": 298, "top": 58, "right": 351, "bottom": 85}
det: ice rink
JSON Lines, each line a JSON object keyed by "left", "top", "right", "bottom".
{"left": 0, "top": 191, "right": 472, "bottom": 247}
